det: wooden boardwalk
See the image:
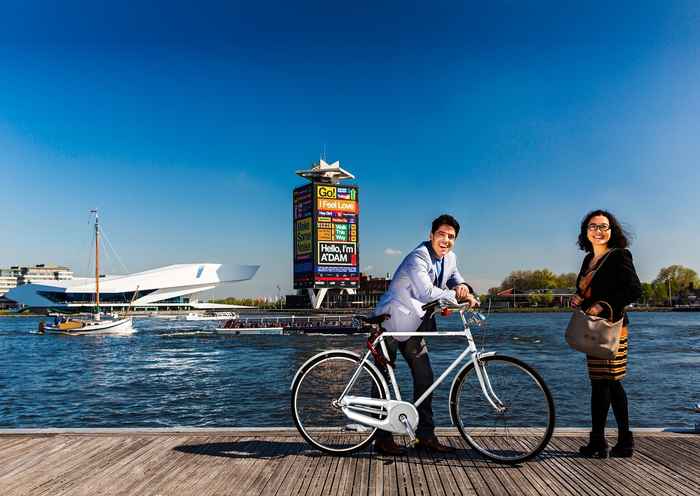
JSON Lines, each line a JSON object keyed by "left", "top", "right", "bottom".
{"left": 0, "top": 429, "right": 697, "bottom": 495}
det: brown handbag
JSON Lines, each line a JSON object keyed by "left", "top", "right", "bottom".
{"left": 565, "top": 250, "right": 624, "bottom": 359}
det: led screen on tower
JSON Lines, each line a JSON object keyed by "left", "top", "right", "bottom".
{"left": 293, "top": 183, "right": 359, "bottom": 289}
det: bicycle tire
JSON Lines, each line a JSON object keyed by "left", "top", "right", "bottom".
{"left": 449, "top": 355, "right": 555, "bottom": 463}
{"left": 291, "top": 351, "right": 388, "bottom": 455}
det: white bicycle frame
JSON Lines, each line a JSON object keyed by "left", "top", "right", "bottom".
{"left": 336, "top": 304, "right": 506, "bottom": 434}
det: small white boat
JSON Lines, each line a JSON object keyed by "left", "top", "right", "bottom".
{"left": 215, "top": 326, "right": 283, "bottom": 335}
{"left": 184, "top": 311, "right": 239, "bottom": 321}
{"left": 41, "top": 316, "right": 134, "bottom": 335}
{"left": 38, "top": 210, "right": 135, "bottom": 337}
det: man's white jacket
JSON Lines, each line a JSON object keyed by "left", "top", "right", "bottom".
{"left": 374, "top": 242, "right": 473, "bottom": 341}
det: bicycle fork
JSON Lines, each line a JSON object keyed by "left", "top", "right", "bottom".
{"left": 473, "top": 353, "right": 506, "bottom": 413}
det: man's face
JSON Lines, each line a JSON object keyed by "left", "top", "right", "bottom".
{"left": 429, "top": 224, "right": 457, "bottom": 259}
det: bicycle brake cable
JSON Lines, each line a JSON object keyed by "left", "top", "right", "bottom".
{"left": 479, "top": 297, "right": 492, "bottom": 351}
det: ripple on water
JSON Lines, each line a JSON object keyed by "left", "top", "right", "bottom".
{"left": 0, "top": 312, "right": 698, "bottom": 428}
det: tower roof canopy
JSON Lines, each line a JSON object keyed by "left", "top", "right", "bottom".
{"left": 295, "top": 159, "right": 355, "bottom": 184}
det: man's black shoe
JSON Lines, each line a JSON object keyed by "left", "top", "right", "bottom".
{"left": 374, "top": 437, "right": 407, "bottom": 456}
{"left": 415, "top": 436, "right": 456, "bottom": 453}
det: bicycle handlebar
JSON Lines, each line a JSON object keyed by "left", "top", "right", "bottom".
{"left": 421, "top": 298, "right": 486, "bottom": 321}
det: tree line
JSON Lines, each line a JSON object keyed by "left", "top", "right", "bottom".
{"left": 488, "top": 264, "right": 699, "bottom": 306}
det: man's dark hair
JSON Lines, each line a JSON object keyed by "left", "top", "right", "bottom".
{"left": 577, "top": 209, "right": 631, "bottom": 252}
{"left": 431, "top": 214, "right": 460, "bottom": 237}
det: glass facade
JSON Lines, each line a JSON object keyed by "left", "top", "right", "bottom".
{"left": 37, "top": 289, "right": 157, "bottom": 304}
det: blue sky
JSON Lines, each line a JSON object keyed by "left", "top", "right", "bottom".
{"left": 2, "top": 1, "right": 699, "bottom": 298}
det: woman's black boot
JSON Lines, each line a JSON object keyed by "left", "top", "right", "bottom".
{"left": 579, "top": 433, "right": 609, "bottom": 458}
{"left": 610, "top": 430, "right": 634, "bottom": 458}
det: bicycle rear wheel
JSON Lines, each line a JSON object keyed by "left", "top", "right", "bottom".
{"left": 291, "top": 351, "right": 387, "bottom": 455}
{"left": 450, "top": 355, "right": 555, "bottom": 463}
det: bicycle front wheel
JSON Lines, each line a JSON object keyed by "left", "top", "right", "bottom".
{"left": 450, "top": 355, "right": 555, "bottom": 463}
{"left": 291, "top": 351, "right": 387, "bottom": 455}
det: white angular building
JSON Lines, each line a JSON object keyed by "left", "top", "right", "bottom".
{"left": 7, "top": 263, "right": 259, "bottom": 311}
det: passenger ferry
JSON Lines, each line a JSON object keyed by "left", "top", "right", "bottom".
{"left": 215, "top": 314, "right": 363, "bottom": 335}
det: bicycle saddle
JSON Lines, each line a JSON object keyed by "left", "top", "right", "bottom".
{"left": 356, "top": 314, "right": 390, "bottom": 325}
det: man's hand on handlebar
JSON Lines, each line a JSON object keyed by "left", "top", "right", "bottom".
{"left": 455, "top": 284, "right": 480, "bottom": 308}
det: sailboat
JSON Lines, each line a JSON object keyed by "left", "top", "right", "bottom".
{"left": 40, "top": 210, "right": 134, "bottom": 335}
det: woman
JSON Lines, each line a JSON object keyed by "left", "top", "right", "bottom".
{"left": 570, "top": 210, "right": 642, "bottom": 458}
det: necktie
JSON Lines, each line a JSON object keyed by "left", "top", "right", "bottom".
{"left": 434, "top": 258, "right": 444, "bottom": 287}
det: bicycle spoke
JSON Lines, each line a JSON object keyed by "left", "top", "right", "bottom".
{"left": 292, "top": 353, "right": 384, "bottom": 454}
{"left": 451, "top": 356, "right": 555, "bottom": 463}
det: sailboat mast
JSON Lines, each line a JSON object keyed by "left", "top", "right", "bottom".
{"left": 93, "top": 209, "right": 100, "bottom": 311}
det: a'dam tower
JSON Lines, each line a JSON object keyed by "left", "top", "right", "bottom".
{"left": 293, "top": 159, "right": 359, "bottom": 309}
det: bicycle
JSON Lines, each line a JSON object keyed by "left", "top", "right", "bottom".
{"left": 290, "top": 299, "right": 555, "bottom": 463}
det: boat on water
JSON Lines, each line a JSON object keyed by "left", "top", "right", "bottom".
{"left": 150, "top": 313, "right": 180, "bottom": 320}
{"left": 215, "top": 314, "right": 362, "bottom": 335}
{"left": 184, "top": 311, "right": 239, "bottom": 321}
{"left": 39, "top": 210, "right": 134, "bottom": 336}
{"left": 215, "top": 326, "right": 284, "bottom": 335}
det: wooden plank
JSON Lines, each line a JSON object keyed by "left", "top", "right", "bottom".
{"left": 537, "top": 436, "right": 609, "bottom": 496}
{"left": 552, "top": 436, "right": 644, "bottom": 496}
{"left": 1, "top": 431, "right": 698, "bottom": 495}
{"left": 66, "top": 435, "right": 171, "bottom": 495}
{"left": 0, "top": 436, "right": 110, "bottom": 494}
{"left": 0, "top": 436, "right": 85, "bottom": 483}
{"left": 42, "top": 436, "right": 155, "bottom": 496}
{"left": 209, "top": 435, "right": 278, "bottom": 495}
{"left": 490, "top": 435, "right": 551, "bottom": 496}
{"left": 118, "top": 435, "right": 214, "bottom": 495}
{"left": 325, "top": 441, "right": 358, "bottom": 496}
{"left": 258, "top": 436, "right": 310, "bottom": 496}
{"left": 392, "top": 438, "right": 414, "bottom": 496}
{"left": 414, "top": 442, "right": 463, "bottom": 496}
{"left": 227, "top": 435, "right": 294, "bottom": 496}
{"left": 444, "top": 436, "right": 497, "bottom": 496}
{"left": 637, "top": 436, "right": 700, "bottom": 482}
{"left": 273, "top": 435, "right": 321, "bottom": 496}
{"left": 306, "top": 433, "right": 345, "bottom": 496}
{"left": 555, "top": 436, "right": 666, "bottom": 496}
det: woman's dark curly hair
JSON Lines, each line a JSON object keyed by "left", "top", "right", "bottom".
{"left": 577, "top": 209, "right": 631, "bottom": 252}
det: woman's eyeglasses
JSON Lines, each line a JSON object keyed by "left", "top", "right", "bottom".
{"left": 587, "top": 223, "right": 610, "bottom": 232}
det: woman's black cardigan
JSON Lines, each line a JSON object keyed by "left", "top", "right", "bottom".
{"left": 576, "top": 248, "right": 642, "bottom": 324}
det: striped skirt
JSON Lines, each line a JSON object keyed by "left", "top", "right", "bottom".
{"left": 587, "top": 326, "right": 629, "bottom": 381}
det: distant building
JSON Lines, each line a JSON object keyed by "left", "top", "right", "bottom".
{"left": 0, "top": 269, "right": 18, "bottom": 296}
{"left": 5, "top": 264, "right": 74, "bottom": 285}
{"left": 286, "top": 274, "right": 391, "bottom": 309}
{"left": 7, "top": 263, "right": 259, "bottom": 312}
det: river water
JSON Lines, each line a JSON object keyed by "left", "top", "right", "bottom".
{"left": 1, "top": 312, "right": 697, "bottom": 429}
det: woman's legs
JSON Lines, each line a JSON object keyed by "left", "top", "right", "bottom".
{"left": 609, "top": 380, "right": 630, "bottom": 433}
{"left": 581, "top": 379, "right": 611, "bottom": 457}
{"left": 609, "top": 380, "right": 634, "bottom": 456}
{"left": 590, "top": 380, "right": 611, "bottom": 436}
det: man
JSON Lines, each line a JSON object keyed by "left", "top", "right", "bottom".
{"left": 372, "top": 214, "right": 479, "bottom": 455}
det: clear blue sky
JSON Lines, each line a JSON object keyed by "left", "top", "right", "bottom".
{"left": 2, "top": 1, "right": 699, "bottom": 298}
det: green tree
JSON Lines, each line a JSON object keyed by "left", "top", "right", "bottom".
{"left": 653, "top": 265, "right": 699, "bottom": 294}
{"left": 640, "top": 282, "right": 654, "bottom": 305}
{"left": 555, "top": 273, "right": 577, "bottom": 289}
{"left": 500, "top": 269, "right": 570, "bottom": 292}
{"left": 652, "top": 283, "right": 670, "bottom": 305}
{"left": 541, "top": 290, "right": 554, "bottom": 306}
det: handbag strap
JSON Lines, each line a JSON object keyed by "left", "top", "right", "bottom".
{"left": 584, "top": 249, "right": 623, "bottom": 321}
{"left": 588, "top": 300, "right": 616, "bottom": 322}
{"left": 590, "top": 248, "right": 619, "bottom": 279}
{"left": 579, "top": 248, "right": 619, "bottom": 293}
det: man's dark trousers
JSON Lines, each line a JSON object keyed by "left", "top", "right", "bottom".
{"left": 373, "top": 313, "right": 437, "bottom": 440}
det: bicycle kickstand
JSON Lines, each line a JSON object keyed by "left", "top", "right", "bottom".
{"left": 399, "top": 414, "right": 417, "bottom": 447}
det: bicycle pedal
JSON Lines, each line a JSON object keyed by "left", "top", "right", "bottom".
{"left": 400, "top": 415, "right": 417, "bottom": 445}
